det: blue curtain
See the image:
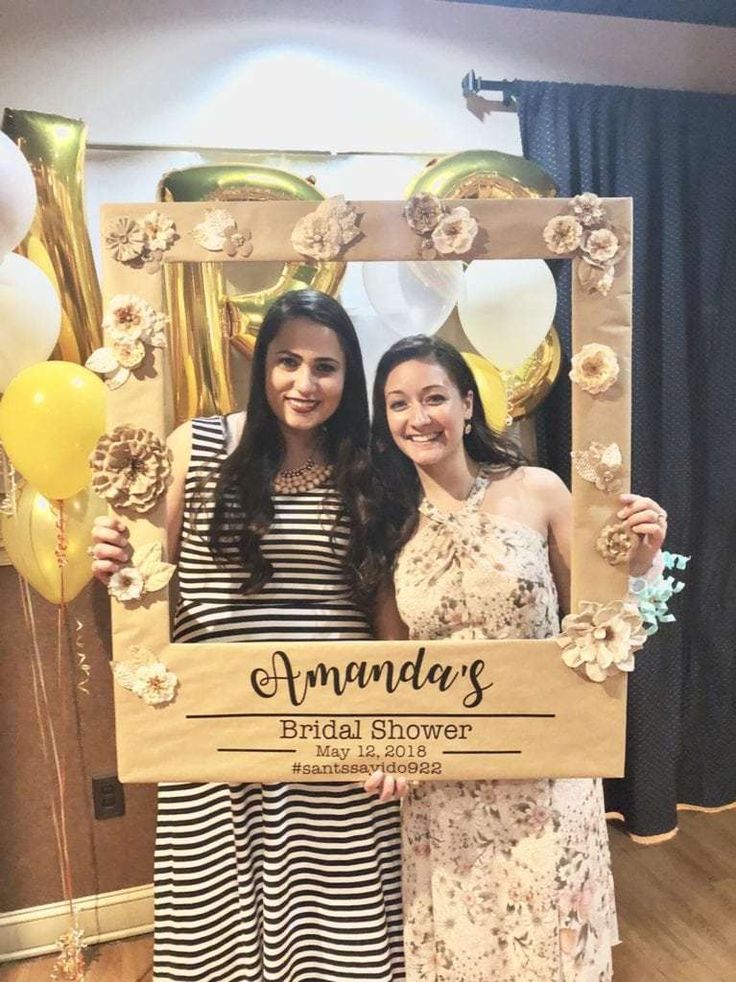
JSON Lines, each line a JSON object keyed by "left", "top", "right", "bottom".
{"left": 517, "top": 79, "right": 736, "bottom": 837}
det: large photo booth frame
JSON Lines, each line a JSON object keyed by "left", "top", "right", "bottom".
{"left": 101, "top": 196, "right": 633, "bottom": 783}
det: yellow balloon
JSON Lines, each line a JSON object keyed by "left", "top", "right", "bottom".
{"left": 0, "top": 362, "right": 106, "bottom": 500}
{"left": 462, "top": 352, "right": 509, "bottom": 433}
{"left": 1, "top": 484, "right": 106, "bottom": 604}
{"left": 1, "top": 108, "right": 103, "bottom": 364}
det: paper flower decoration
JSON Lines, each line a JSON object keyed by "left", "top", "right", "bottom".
{"left": 404, "top": 192, "right": 444, "bottom": 235}
{"left": 569, "top": 343, "right": 620, "bottom": 395}
{"left": 570, "top": 442, "right": 624, "bottom": 493}
{"left": 542, "top": 215, "right": 583, "bottom": 254}
{"left": 104, "top": 210, "right": 178, "bottom": 273}
{"left": 192, "top": 208, "right": 253, "bottom": 257}
{"left": 543, "top": 193, "right": 624, "bottom": 296}
{"left": 596, "top": 522, "right": 637, "bottom": 566}
{"left": 108, "top": 541, "right": 176, "bottom": 603}
{"left": 90, "top": 426, "right": 172, "bottom": 514}
{"left": 431, "top": 206, "right": 478, "bottom": 255}
{"left": 404, "top": 192, "right": 479, "bottom": 258}
{"left": 291, "top": 196, "right": 361, "bottom": 260}
{"left": 557, "top": 601, "right": 647, "bottom": 682}
{"left": 571, "top": 192, "right": 605, "bottom": 227}
{"left": 112, "top": 645, "right": 178, "bottom": 707}
{"left": 104, "top": 217, "right": 145, "bottom": 263}
{"left": 85, "top": 295, "right": 168, "bottom": 389}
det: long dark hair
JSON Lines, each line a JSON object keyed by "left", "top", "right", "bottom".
{"left": 371, "top": 335, "right": 525, "bottom": 564}
{"left": 208, "top": 289, "right": 386, "bottom": 608}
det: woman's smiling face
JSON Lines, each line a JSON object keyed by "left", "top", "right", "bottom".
{"left": 265, "top": 317, "right": 346, "bottom": 434}
{"left": 384, "top": 357, "right": 472, "bottom": 469}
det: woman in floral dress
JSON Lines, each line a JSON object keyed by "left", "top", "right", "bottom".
{"left": 367, "top": 335, "right": 668, "bottom": 982}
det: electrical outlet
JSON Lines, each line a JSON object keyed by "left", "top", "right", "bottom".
{"left": 92, "top": 776, "right": 125, "bottom": 820}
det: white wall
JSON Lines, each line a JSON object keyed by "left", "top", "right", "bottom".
{"left": 2, "top": 0, "right": 735, "bottom": 155}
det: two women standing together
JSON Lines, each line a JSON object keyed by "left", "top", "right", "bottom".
{"left": 92, "top": 289, "right": 667, "bottom": 982}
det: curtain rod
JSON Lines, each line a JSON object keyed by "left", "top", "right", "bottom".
{"left": 462, "top": 71, "right": 520, "bottom": 107}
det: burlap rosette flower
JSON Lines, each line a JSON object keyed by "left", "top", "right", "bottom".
{"left": 570, "top": 442, "right": 624, "bottom": 493}
{"left": 569, "top": 342, "right": 619, "bottom": 395}
{"left": 557, "top": 601, "right": 647, "bottom": 682}
{"left": 90, "top": 426, "right": 172, "bottom": 514}
{"left": 85, "top": 295, "right": 168, "bottom": 389}
{"left": 404, "top": 192, "right": 479, "bottom": 258}
{"left": 112, "top": 645, "right": 178, "bottom": 707}
{"left": 596, "top": 522, "right": 637, "bottom": 566}
{"left": 192, "top": 208, "right": 253, "bottom": 258}
{"left": 543, "top": 193, "right": 625, "bottom": 297}
{"left": 291, "top": 196, "right": 361, "bottom": 261}
{"left": 104, "top": 209, "right": 178, "bottom": 273}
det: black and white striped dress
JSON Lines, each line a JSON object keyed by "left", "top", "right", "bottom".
{"left": 153, "top": 417, "right": 404, "bottom": 982}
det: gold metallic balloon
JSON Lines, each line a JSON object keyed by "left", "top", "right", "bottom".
{"left": 158, "top": 165, "right": 345, "bottom": 423}
{"left": 1, "top": 484, "right": 106, "bottom": 604}
{"left": 461, "top": 351, "right": 509, "bottom": 432}
{"left": 498, "top": 328, "right": 562, "bottom": 421}
{"left": 405, "top": 149, "right": 557, "bottom": 200}
{"left": 409, "top": 151, "right": 560, "bottom": 419}
{"left": 1, "top": 108, "right": 102, "bottom": 364}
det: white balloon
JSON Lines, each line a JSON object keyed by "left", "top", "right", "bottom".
{"left": 0, "top": 253, "right": 62, "bottom": 391}
{"left": 458, "top": 259, "right": 557, "bottom": 370}
{"left": 0, "top": 132, "right": 37, "bottom": 258}
{"left": 363, "top": 261, "right": 464, "bottom": 337}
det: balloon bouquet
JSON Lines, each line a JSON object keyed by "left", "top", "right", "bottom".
{"left": 362, "top": 151, "right": 562, "bottom": 429}
{"left": 0, "top": 129, "right": 106, "bottom": 605}
{"left": 0, "top": 126, "right": 106, "bottom": 982}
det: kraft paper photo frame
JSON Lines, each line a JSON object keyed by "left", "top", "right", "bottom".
{"left": 99, "top": 195, "right": 633, "bottom": 783}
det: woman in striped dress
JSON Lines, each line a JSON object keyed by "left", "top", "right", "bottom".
{"left": 92, "top": 291, "right": 405, "bottom": 982}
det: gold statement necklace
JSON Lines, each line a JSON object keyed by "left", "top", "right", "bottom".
{"left": 272, "top": 457, "right": 333, "bottom": 494}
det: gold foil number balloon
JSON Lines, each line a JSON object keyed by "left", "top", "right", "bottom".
{"left": 1, "top": 108, "right": 103, "bottom": 364}
{"left": 408, "top": 150, "right": 561, "bottom": 419}
{"left": 158, "top": 165, "right": 345, "bottom": 424}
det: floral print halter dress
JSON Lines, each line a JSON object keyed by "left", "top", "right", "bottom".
{"left": 393, "top": 465, "right": 619, "bottom": 982}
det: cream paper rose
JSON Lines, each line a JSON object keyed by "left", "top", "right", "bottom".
{"left": 107, "top": 541, "right": 175, "bottom": 603}
{"left": 133, "top": 662, "right": 179, "bottom": 706}
{"left": 569, "top": 343, "right": 620, "bottom": 395}
{"left": 431, "top": 206, "right": 478, "bottom": 255}
{"left": 192, "top": 208, "right": 253, "bottom": 257}
{"left": 142, "top": 210, "right": 178, "bottom": 252}
{"left": 404, "top": 193, "right": 444, "bottom": 235}
{"left": 543, "top": 215, "right": 583, "bottom": 254}
{"left": 582, "top": 227, "right": 619, "bottom": 265}
{"left": 570, "top": 442, "right": 624, "bottom": 494}
{"left": 595, "top": 522, "right": 637, "bottom": 566}
{"left": 557, "top": 601, "right": 647, "bottom": 682}
{"left": 112, "top": 646, "right": 179, "bottom": 707}
{"left": 291, "top": 196, "right": 361, "bottom": 261}
{"left": 571, "top": 192, "right": 605, "bottom": 227}
{"left": 86, "top": 296, "right": 168, "bottom": 389}
{"left": 104, "top": 217, "right": 146, "bottom": 264}
{"left": 108, "top": 567, "right": 145, "bottom": 602}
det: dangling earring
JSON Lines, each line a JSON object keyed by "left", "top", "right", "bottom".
{"left": 464, "top": 421, "right": 472, "bottom": 435}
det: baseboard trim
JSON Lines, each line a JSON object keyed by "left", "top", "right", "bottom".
{"left": 0, "top": 883, "right": 154, "bottom": 962}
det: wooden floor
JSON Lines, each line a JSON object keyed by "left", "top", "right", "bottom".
{"left": 2, "top": 809, "right": 735, "bottom": 981}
